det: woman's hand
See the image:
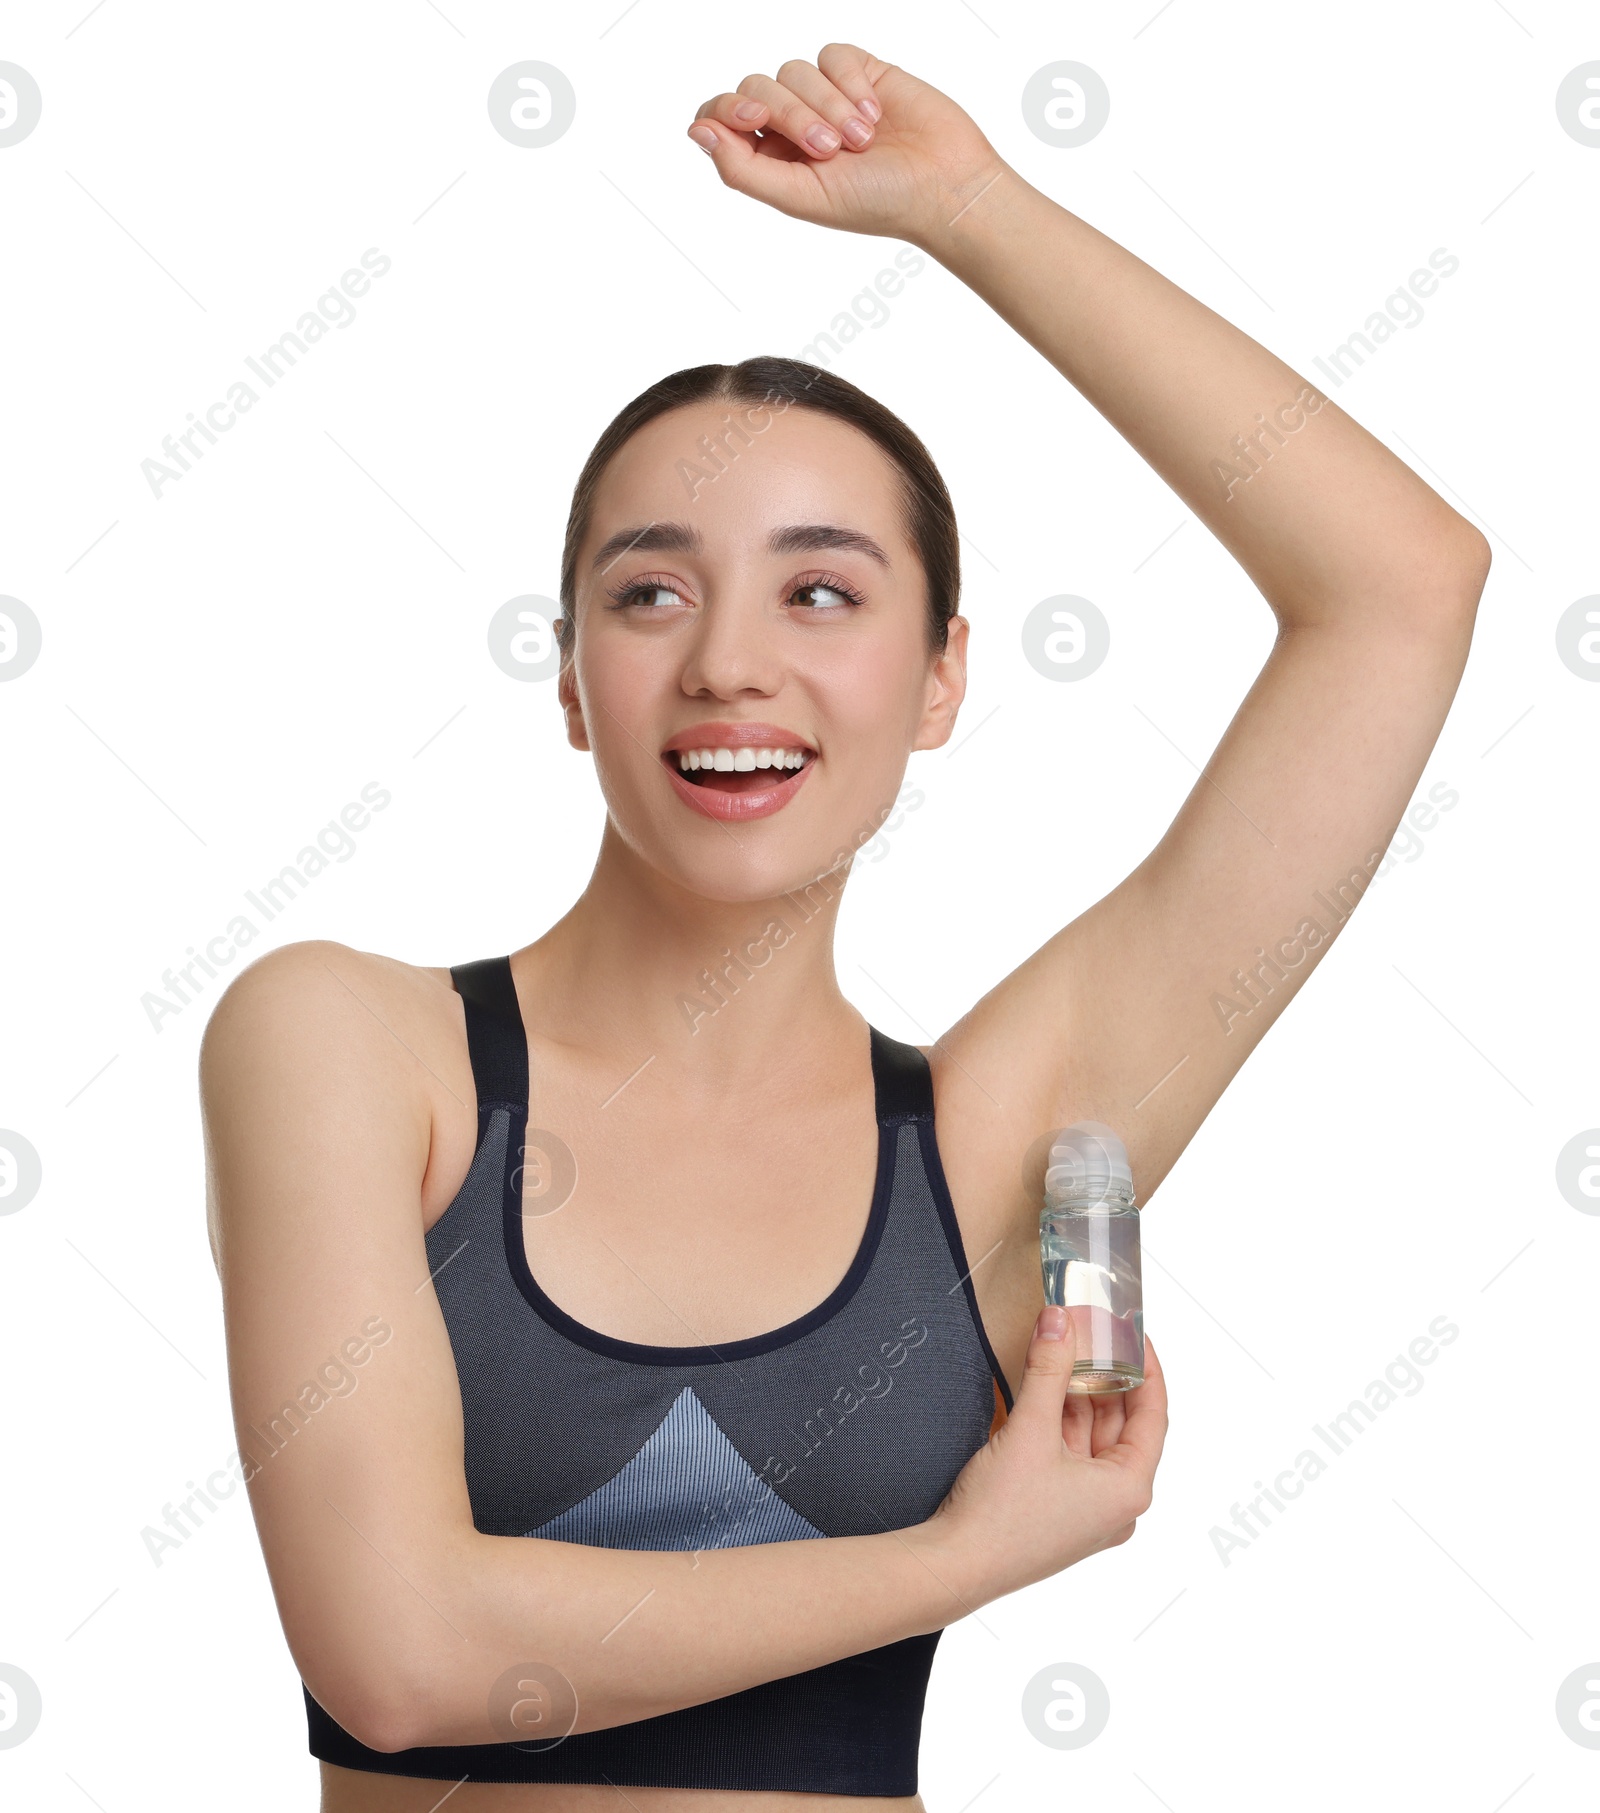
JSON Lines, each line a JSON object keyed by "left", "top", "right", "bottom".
{"left": 686, "top": 44, "right": 1005, "bottom": 247}
{"left": 916, "top": 1307, "right": 1169, "bottom": 1607}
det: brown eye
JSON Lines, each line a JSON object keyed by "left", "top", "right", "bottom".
{"left": 615, "top": 581, "right": 684, "bottom": 610}
{"left": 789, "top": 581, "right": 863, "bottom": 611}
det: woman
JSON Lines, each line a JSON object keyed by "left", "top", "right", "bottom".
{"left": 202, "top": 43, "right": 1488, "bottom": 1812}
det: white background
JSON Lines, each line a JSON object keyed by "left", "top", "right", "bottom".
{"left": 2, "top": 0, "right": 1596, "bottom": 1807}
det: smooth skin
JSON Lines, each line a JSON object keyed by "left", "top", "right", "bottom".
{"left": 203, "top": 43, "right": 1486, "bottom": 1813}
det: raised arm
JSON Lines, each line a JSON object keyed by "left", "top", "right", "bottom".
{"left": 201, "top": 942, "right": 1159, "bottom": 1750}
{"left": 686, "top": 46, "right": 1489, "bottom": 1200}
{"left": 916, "top": 102, "right": 1489, "bottom": 1200}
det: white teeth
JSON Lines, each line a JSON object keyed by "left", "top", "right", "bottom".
{"left": 672, "top": 745, "right": 811, "bottom": 773}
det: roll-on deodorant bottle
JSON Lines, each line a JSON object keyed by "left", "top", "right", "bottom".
{"left": 1039, "top": 1120, "right": 1144, "bottom": 1393}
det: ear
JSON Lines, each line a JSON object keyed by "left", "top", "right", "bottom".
{"left": 911, "top": 614, "right": 969, "bottom": 752}
{"left": 556, "top": 630, "right": 591, "bottom": 752}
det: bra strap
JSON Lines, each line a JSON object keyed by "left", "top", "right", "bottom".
{"left": 450, "top": 955, "right": 528, "bottom": 1112}
{"left": 869, "top": 1026, "right": 933, "bottom": 1125}
{"left": 453, "top": 971, "right": 923, "bottom": 1126}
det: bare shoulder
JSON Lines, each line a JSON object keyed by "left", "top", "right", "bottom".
{"left": 200, "top": 940, "right": 459, "bottom": 1090}
{"left": 199, "top": 942, "right": 469, "bottom": 1266}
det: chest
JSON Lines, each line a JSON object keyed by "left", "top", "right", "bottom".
{"left": 511, "top": 1082, "right": 885, "bottom": 1350}
{"left": 424, "top": 1104, "right": 1002, "bottom": 1544}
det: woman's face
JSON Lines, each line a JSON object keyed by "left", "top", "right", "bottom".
{"left": 561, "top": 399, "right": 967, "bottom": 903}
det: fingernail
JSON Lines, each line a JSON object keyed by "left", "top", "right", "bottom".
{"left": 841, "top": 117, "right": 872, "bottom": 148}
{"left": 689, "top": 126, "right": 717, "bottom": 153}
{"left": 805, "top": 123, "right": 841, "bottom": 153}
{"left": 1038, "top": 1304, "right": 1067, "bottom": 1341}
{"left": 858, "top": 94, "right": 881, "bottom": 124}
{"left": 733, "top": 100, "right": 764, "bottom": 122}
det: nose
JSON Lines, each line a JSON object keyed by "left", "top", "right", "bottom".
{"left": 677, "top": 590, "right": 783, "bottom": 700}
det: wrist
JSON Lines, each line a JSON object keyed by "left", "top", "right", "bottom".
{"left": 910, "top": 162, "right": 1047, "bottom": 272}
{"left": 900, "top": 1514, "right": 992, "bottom": 1630}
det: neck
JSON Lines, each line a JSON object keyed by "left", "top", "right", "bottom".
{"left": 517, "top": 821, "right": 864, "bottom": 1078}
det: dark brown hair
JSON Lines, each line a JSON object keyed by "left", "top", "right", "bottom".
{"left": 556, "top": 356, "right": 959, "bottom": 656}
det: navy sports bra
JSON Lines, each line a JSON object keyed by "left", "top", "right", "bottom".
{"left": 304, "top": 954, "right": 1015, "bottom": 1795}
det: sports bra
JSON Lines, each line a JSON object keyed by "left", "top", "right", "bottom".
{"left": 304, "top": 954, "right": 1015, "bottom": 1794}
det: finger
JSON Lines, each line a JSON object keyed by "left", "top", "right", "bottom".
{"left": 1061, "top": 1386, "right": 1097, "bottom": 1459}
{"left": 1064, "top": 1380, "right": 1128, "bottom": 1459}
{"left": 694, "top": 90, "right": 771, "bottom": 132}
{"left": 733, "top": 71, "right": 853, "bottom": 159}
{"left": 773, "top": 57, "right": 877, "bottom": 149}
{"left": 1008, "top": 1304, "right": 1078, "bottom": 1441}
{"left": 816, "top": 41, "right": 887, "bottom": 125}
{"left": 685, "top": 118, "right": 820, "bottom": 209}
{"left": 1089, "top": 1388, "right": 1129, "bottom": 1456}
{"left": 1100, "top": 1337, "right": 1170, "bottom": 1475}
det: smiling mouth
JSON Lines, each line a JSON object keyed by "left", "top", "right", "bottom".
{"left": 663, "top": 747, "right": 815, "bottom": 794}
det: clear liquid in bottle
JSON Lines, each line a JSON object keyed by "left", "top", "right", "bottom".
{"left": 1039, "top": 1121, "right": 1144, "bottom": 1393}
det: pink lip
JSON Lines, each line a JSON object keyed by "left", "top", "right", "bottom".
{"left": 660, "top": 720, "right": 815, "bottom": 755}
{"left": 659, "top": 719, "right": 818, "bottom": 822}
{"left": 662, "top": 754, "right": 815, "bottom": 822}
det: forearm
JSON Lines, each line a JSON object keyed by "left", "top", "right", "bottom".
{"left": 916, "top": 168, "right": 1486, "bottom": 621}
{"left": 391, "top": 1519, "right": 978, "bottom": 1750}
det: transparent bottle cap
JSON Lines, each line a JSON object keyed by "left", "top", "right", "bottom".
{"left": 1044, "top": 1120, "right": 1134, "bottom": 1208}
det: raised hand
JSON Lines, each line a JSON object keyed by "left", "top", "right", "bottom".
{"left": 686, "top": 43, "right": 1005, "bottom": 246}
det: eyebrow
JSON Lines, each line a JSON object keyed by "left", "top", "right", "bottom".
{"left": 590, "top": 520, "right": 892, "bottom": 574}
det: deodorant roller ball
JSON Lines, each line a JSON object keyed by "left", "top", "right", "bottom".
{"left": 1039, "top": 1120, "right": 1145, "bottom": 1393}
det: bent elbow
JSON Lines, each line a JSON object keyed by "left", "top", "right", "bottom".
{"left": 308, "top": 1665, "right": 428, "bottom": 1758}
{"left": 1452, "top": 524, "right": 1492, "bottom": 601}
{"left": 1400, "top": 522, "right": 1489, "bottom": 652}
{"left": 340, "top": 1686, "right": 423, "bottom": 1757}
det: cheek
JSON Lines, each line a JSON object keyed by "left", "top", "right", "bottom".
{"left": 817, "top": 632, "right": 927, "bottom": 746}
{"left": 576, "top": 634, "right": 661, "bottom": 746}
{"left": 569, "top": 675, "right": 663, "bottom": 815}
